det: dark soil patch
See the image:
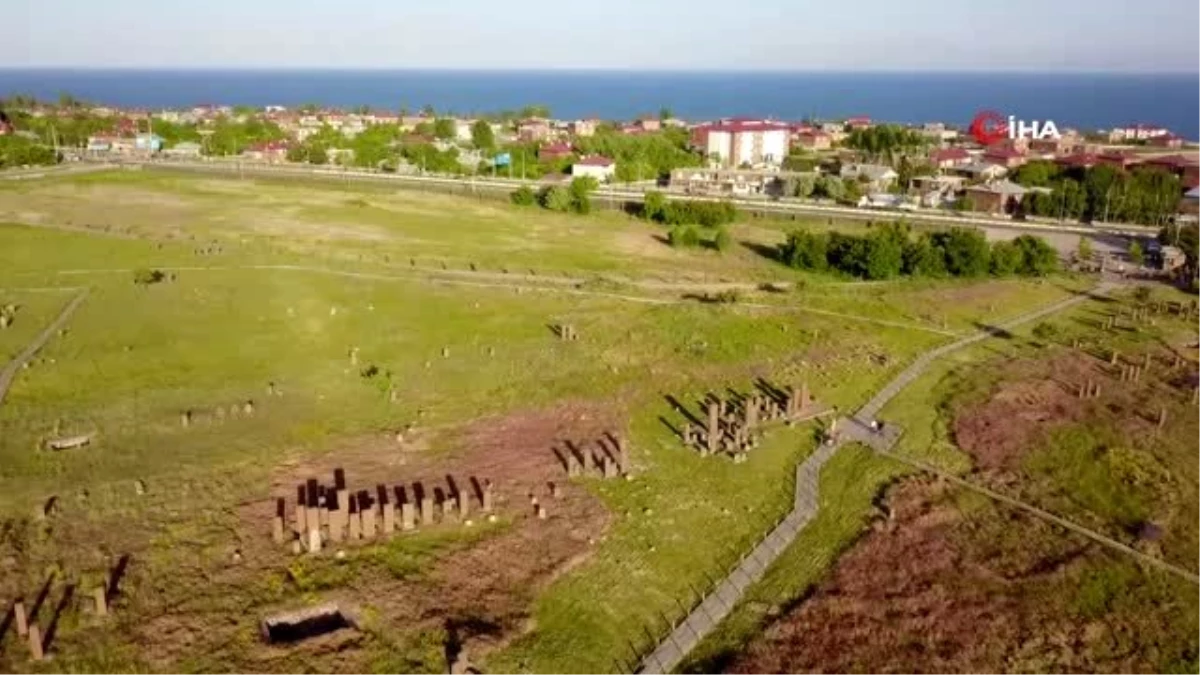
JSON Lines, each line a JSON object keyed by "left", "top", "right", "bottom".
{"left": 950, "top": 351, "right": 1096, "bottom": 473}
{"left": 726, "top": 478, "right": 1198, "bottom": 674}
{"left": 133, "top": 401, "right": 617, "bottom": 672}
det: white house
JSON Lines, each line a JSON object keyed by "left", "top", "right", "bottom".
{"left": 572, "top": 155, "right": 616, "bottom": 181}
{"left": 691, "top": 120, "right": 790, "bottom": 168}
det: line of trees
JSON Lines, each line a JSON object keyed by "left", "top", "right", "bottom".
{"left": 843, "top": 125, "right": 929, "bottom": 164}
{"left": 1013, "top": 161, "right": 1183, "bottom": 226}
{"left": 779, "top": 223, "right": 1058, "bottom": 280}
{"left": 641, "top": 191, "right": 738, "bottom": 227}
{"left": 510, "top": 177, "right": 598, "bottom": 214}
{"left": 0, "top": 135, "right": 58, "bottom": 168}
{"left": 570, "top": 127, "right": 702, "bottom": 183}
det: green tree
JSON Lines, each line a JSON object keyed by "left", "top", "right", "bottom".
{"left": 902, "top": 234, "right": 947, "bottom": 277}
{"left": 510, "top": 185, "right": 536, "bottom": 206}
{"left": 1077, "top": 236, "right": 1094, "bottom": 262}
{"left": 433, "top": 118, "right": 456, "bottom": 141}
{"left": 863, "top": 227, "right": 904, "bottom": 279}
{"left": 643, "top": 191, "right": 667, "bottom": 222}
{"left": 779, "top": 230, "right": 829, "bottom": 271}
{"left": 470, "top": 120, "right": 495, "bottom": 150}
{"left": 539, "top": 185, "right": 573, "bottom": 212}
{"left": 989, "top": 240, "right": 1023, "bottom": 276}
{"left": 713, "top": 226, "right": 733, "bottom": 253}
{"left": 568, "top": 176, "right": 598, "bottom": 214}
{"left": 1013, "top": 235, "right": 1059, "bottom": 276}
{"left": 934, "top": 228, "right": 991, "bottom": 277}
{"left": 307, "top": 145, "right": 328, "bottom": 165}
{"left": 669, "top": 225, "right": 701, "bottom": 248}
{"left": 659, "top": 107, "right": 673, "bottom": 121}
{"left": 1129, "top": 240, "right": 1145, "bottom": 267}
{"left": 1012, "top": 160, "right": 1061, "bottom": 187}
{"left": 793, "top": 174, "right": 816, "bottom": 198}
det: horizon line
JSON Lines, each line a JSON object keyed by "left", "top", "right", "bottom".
{"left": 1, "top": 66, "right": 1197, "bottom": 76}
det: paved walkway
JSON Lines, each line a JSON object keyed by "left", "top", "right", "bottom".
{"left": 637, "top": 283, "right": 1114, "bottom": 674}
{"left": 0, "top": 289, "right": 89, "bottom": 406}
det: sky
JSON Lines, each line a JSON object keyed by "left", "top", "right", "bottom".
{"left": 7, "top": 0, "right": 1199, "bottom": 72}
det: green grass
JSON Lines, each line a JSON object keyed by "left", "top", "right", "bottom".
{"left": 0, "top": 170, "right": 1161, "bottom": 673}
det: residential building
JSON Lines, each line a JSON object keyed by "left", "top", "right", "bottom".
{"left": 691, "top": 120, "right": 791, "bottom": 168}
{"left": 1107, "top": 123, "right": 1170, "bottom": 143}
{"left": 1147, "top": 135, "right": 1185, "bottom": 149}
{"left": 1096, "top": 151, "right": 1139, "bottom": 170}
{"left": 569, "top": 119, "right": 599, "bottom": 137}
{"left": 669, "top": 167, "right": 813, "bottom": 197}
{"left": 455, "top": 119, "right": 475, "bottom": 143}
{"left": 635, "top": 117, "right": 661, "bottom": 132}
{"left": 538, "top": 142, "right": 574, "bottom": 161}
{"left": 1137, "top": 154, "right": 1199, "bottom": 179}
{"left": 1054, "top": 153, "right": 1100, "bottom": 171}
{"left": 518, "top": 118, "right": 552, "bottom": 142}
{"left": 912, "top": 175, "right": 966, "bottom": 207}
{"left": 794, "top": 131, "right": 832, "bottom": 151}
{"left": 982, "top": 146, "right": 1027, "bottom": 169}
{"left": 163, "top": 141, "right": 203, "bottom": 159}
{"left": 845, "top": 116, "right": 871, "bottom": 130}
{"left": 86, "top": 135, "right": 114, "bottom": 153}
{"left": 929, "top": 147, "right": 971, "bottom": 170}
{"left": 571, "top": 155, "right": 616, "bottom": 181}
{"left": 920, "top": 122, "right": 958, "bottom": 142}
{"left": 241, "top": 140, "right": 290, "bottom": 163}
{"left": 963, "top": 180, "right": 1027, "bottom": 214}
{"left": 839, "top": 163, "right": 898, "bottom": 191}
{"left": 955, "top": 162, "right": 1008, "bottom": 181}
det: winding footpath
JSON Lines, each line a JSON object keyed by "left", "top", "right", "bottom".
{"left": 638, "top": 282, "right": 1131, "bottom": 674}
{"left": 0, "top": 289, "right": 89, "bottom": 405}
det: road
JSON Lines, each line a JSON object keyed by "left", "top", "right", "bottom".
{"left": 86, "top": 158, "right": 1160, "bottom": 241}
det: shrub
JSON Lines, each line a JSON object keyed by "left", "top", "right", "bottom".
{"left": 1032, "top": 321, "right": 1061, "bottom": 341}
{"left": 510, "top": 186, "right": 536, "bottom": 206}
{"left": 989, "top": 240, "right": 1023, "bottom": 276}
{"left": 538, "top": 185, "right": 573, "bottom": 212}
{"left": 713, "top": 226, "right": 733, "bottom": 252}
{"left": 133, "top": 268, "right": 165, "bottom": 286}
{"left": 779, "top": 230, "right": 828, "bottom": 271}
{"left": 669, "top": 225, "right": 701, "bottom": 248}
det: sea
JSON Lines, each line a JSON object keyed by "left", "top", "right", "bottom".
{"left": 1, "top": 70, "right": 1197, "bottom": 139}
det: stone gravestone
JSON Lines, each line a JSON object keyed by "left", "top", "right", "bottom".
{"left": 360, "top": 491, "right": 377, "bottom": 539}
{"left": 294, "top": 485, "right": 307, "bottom": 536}
{"left": 617, "top": 435, "right": 629, "bottom": 473}
{"left": 459, "top": 486, "right": 470, "bottom": 519}
{"left": 14, "top": 600, "right": 28, "bottom": 637}
{"left": 400, "top": 500, "right": 415, "bottom": 531}
{"left": 566, "top": 452, "right": 581, "bottom": 477}
{"left": 482, "top": 480, "right": 494, "bottom": 512}
{"left": 380, "top": 486, "right": 395, "bottom": 535}
{"left": 27, "top": 624, "right": 43, "bottom": 661}
{"left": 348, "top": 495, "right": 362, "bottom": 541}
{"left": 421, "top": 496, "right": 435, "bottom": 525}
{"left": 272, "top": 498, "right": 286, "bottom": 544}
{"left": 602, "top": 455, "right": 616, "bottom": 479}
{"left": 94, "top": 586, "right": 108, "bottom": 616}
{"left": 327, "top": 490, "right": 344, "bottom": 543}
{"left": 706, "top": 401, "right": 720, "bottom": 456}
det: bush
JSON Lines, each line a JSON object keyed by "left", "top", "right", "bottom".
{"left": 1013, "top": 234, "right": 1059, "bottom": 276}
{"left": 989, "top": 240, "right": 1023, "bottom": 276}
{"left": 538, "top": 185, "right": 573, "bottom": 212}
{"left": 1032, "top": 321, "right": 1061, "bottom": 341}
{"left": 712, "top": 289, "right": 740, "bottom": 304}
{"left": 668, "top": 225, "right": 701, "bottom": 248}
{"left": 713, "top": 226, "right": 733, "bottom": 252}
{"left": 133, "top": 268, "right": 165, "bottom": 286}
{"left": 510, "top": 186, "right": 536, "bottom": 206}
{"left": 779, "top": 230, "right": 828, "bottom": 271}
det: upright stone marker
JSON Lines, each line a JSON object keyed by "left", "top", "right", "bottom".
{"left": 94, "top": 586, "right": 108, "bottom": 616}
{"left": 421, "top": 496, "right": 435, "bottom": 525}
{"left": 14, "top": 600, "right": 27, "bottom": 637}
{"left": 482, "top": 481, "right": 494, "bottom": 512}
{"left": 401, "top": 501, "right": 416, "bottom": 530}
{"left": 27, "top": 624, "right": 43, "bottom": 661}
{"left": 348, "top": 495, "right": 361, "bottom": 540}
{"left": 272, "top": 498, "right": 286, "bottom": 544}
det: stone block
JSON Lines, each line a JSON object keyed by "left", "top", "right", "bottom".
{"left": 401, "top": 501, "right": 416, "bottom": 530}
{"left": 94, "top": 586, "right": 108, "bottom": 616}
{"left": 14, "top": 601, "right": 27, "bottom": 637}
{"left": 382, "top": 502, "right": 395, "bottom": 534}
{"left": 421, "top": 497, "right": 435, "bottom": 525}
{"left": 27, "top": 624, "right": 43, "bottom": 661}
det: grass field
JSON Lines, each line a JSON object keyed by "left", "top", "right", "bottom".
{"left": 0, "top": 168, "right": 1184, "bottom": 673}
{"left": 687, "top": 284, "right": 1199, "bottom": 673}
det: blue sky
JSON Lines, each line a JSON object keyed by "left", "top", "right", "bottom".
{"left": 8, "top": 0, "right": 1199, "bottom": 71}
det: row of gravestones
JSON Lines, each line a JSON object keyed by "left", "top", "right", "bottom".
{"left": 563, "top": 434, "right": 629, "bottom": 478}
{"left": 180, "top": 401, "right": 255, "bottom": 428}
{"left": 680, "top": 383, "right": 820, "bottom": 461}
{"left": 7, "top": 585, "right": 110, "bottom": 662}
{"left": 273, "top": 468, "right": 494, "bottom": 555}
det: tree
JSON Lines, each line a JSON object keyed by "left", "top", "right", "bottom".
{"left": 793, "top": 174, "right": 816, "bottom": 198}
{"left": 934, "top": 228, "right": 991, "bottom": 277}
{"left": 779, "top": 230, "right": 829, "bottom": 271}
{"left": 669, "top": 225, "right": 701, "bottom": 248}
{"left": 510, "top": 186, "right": 536, "bottom": 206}
{"left": 1013, "top": 235, "right": 1059, "bottom": 276}
{"left": 863, "top": 227, "right": 904, "bottom": 279}
{"left": 1158, "top": 223, "right": 1199, "bottom": 277}
{"left": 568, "top": 176, "right": 598, "bottom": 214}
{"left": 903, "top": 234, "right": 947, "bottom": 277}
{"left": 989, "top": 240, "right": 1023, "bottom": 276}
{"left": 643, "top": 191, "right": 667, "bottom": 222}
{"left": 307, "top": 145, "right": 328, "bottom": 165}
{"left": 826, "top": 232, "right": 870, "bottom": 277}
{"left": 1076, "top": 236, "right": 1093, "bottom": 262}
{"left": 539, "top": 185, "right": 573, "bottom": 212}
{"left": 713, "top": 226, "right": 733, "bottom": 253}
{"left": 659, "top": 107, "right": 673, "bottom": 121}
{"left": 814, "top": 175, "right": 844, "bottom": 201}
{"left": 1129, "top": 240, "right": 1145, "bottom": 267}
{"left": 433, "top": 118, "right": 456, "bottom": 141}
{"left": 470, "top": 119, "right": 495, "bottom": 150}
{"left": 1012, "top": 160, "right": 1060, "bottom": 187}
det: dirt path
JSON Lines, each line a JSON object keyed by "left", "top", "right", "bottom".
{"left": 0, "top": 289, "right": 89, "bottom": 405}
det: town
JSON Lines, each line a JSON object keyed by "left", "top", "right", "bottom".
{"left": 1, "top": 97, "right": 1197, "bottom": 232}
